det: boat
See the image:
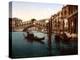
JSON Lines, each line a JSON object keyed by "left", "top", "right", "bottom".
{"left": 25, "top": 31, "right": 45, "bottom": 41}
{"left": 55, "top": 33, "right": 71, "bottom": 44}
{"left": 23, "top": 31, "right": 45, "bottom": 44}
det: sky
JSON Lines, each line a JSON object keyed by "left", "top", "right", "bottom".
{"left": 10, "top": 1, "right": 64, "bottom": 21}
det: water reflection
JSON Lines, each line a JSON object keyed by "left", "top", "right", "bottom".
{"left": 23, "top": 31, "right": 53, "bottom": 56}
{"left": 54, "top": 33, "right": 78, "bottom": 55}
{"left": 11, "top": 32, "right": 77, "bottom": 58}
{"left": 23, "top": 31, "right": 78, "bottom": 55}
{"left": 54, "top": 34, "right": 61, "bottom": 50}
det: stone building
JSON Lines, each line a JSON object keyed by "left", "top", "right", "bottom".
{"left": 50, "top": 5, "right": 78, "bottom": 34}
{"left": 62, "top": 5, "right": 78, "bottom": 33}
{"left": 12, "top": 18, "right": 22, "bottom": 27}
{"left": 9, "top": 18, "right": 22, "bottom": 31}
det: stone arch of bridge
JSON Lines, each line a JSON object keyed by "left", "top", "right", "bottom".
{"left": 23, "top": 24, "right": 44, "bottom": 32}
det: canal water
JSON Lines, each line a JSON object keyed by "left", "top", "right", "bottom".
{"left": 10, "top": 31, "right": 77, "bottom": 58}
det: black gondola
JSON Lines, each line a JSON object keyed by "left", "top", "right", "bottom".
{"left": 25, "top": 31, "right": 45, "bottom": 41}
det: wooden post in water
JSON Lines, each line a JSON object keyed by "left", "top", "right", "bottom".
{"left": 48, "top": 18, "right": 52, "bottom": 50}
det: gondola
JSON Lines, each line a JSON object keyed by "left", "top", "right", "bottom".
{"left": 25, "top": 31, "right": 45, "bottom": 41}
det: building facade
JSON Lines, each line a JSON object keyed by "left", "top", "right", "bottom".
{"left": 50, "top": 5, "right": 78, "bottom": 34}
{"left": 9, "top": 18, "right": 22, "bottom": 31}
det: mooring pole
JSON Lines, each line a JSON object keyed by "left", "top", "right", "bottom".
{"left": 48, "top": 18, "right": 52, "bottom": 50}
